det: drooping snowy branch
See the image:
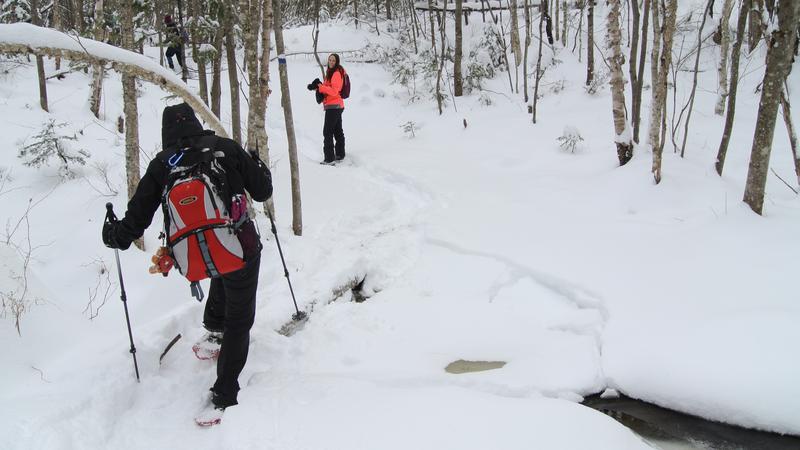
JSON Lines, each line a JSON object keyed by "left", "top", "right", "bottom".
{"left": 0, "top": 23, "right": 228, "bottom": 139}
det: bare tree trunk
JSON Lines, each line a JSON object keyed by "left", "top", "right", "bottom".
{"left": 428, "top": 0, "right": 437, "bottom": 51}
{"left": 355, "top": 0, "right": 359, "bottom": 28}
{"left": 628, "top": 0, "right": 640, "bottom": 111}
{"left": 780, "top": 88, "right": 800, "bottom": 188}
{"left": 89, "top": 0, "right": 105, "bottom": 119}
{"left": 190, "top": 0, "right": 209, "bottom": 105}
{"left": 210, "top": 29, "right": 223, "bottom": 119}
{"left": 257, "top": 0, "right": 273, "bottom": 164}
{"left": 523, "top": 0, "right": 531, "bottom": 103}
{"left": 608, "top": 0, "right": 633, "bottom": 165}
{"left": 716, "top": 0, "right": 749, "bottom": 175}
{"left": 510, "top": 0, "right": 523, "bottom": 93}
{"left": 53, "top": 0, "right": 62, "bottom": 70}
{"left": 225, "top": 4, "right": 242, "bottom": 144}
{"left": 122, "top": 0, "right": 142, "bottom": 250}
{"left": 273, "top": 0, "right": 302, "bottom": 235}
{"left": 562, "top": 1, "right": 568, "bottom": 46}
{"left": 454, "top": 0, "right": 464, "bottom": 96}
{"left": 532, "top": 4, "right": 544, "bottom": 123}
{"left": 30, "top": 0, "right": 48, "bottom": 112}
{"left": 650, "top": 0, "right": 677, "bottom": 184}
{"left": 386, "top": 0, "right": 392, "bottom": 20}
{"left": 586, "top": 0, "right": 594, "bottom": 86}
{"left": 554, "top": 0, "right": 559, "bottom": 43}
{"left": 242, "top": 0, "right": 262, "bottom": 149}
{"left": 715, "top": 0, "right": 734, "bottom": 115}
{"left": 632, "top": 0, "right": 650, "bottom": 143}
{"left": 743, "top": 0, "right": 800, "bottom": 214}
{"left": 680, "top": 0, "right": 713, "bottom": 158}
{"left": 748, "top": 0, "right": 764, "bottom": 53}
{"left": 435, "top": 0, "right": 448, "bottom": 115}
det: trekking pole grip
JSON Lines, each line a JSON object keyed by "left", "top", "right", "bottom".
{"left": 106, "top": 202, "right": 118, "bottom": 222}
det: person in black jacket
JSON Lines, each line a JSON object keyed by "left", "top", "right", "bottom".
{"left": 164, "top": 15, "right": 184, "bottom": 70}
{"left": 102, "top": 103, "right": 272, "bottom": 418}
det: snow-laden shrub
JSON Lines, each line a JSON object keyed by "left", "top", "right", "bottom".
{"left": 464, "top": 27, "right": 505, "bottom": 93}
{"left": 18, "top": 120, "right": 90, "bottom": 179}
{"left": 557, "top": 126, "right": 584, "bottom": 153}
{"left": 400, "top": 121, "right": 418, "bottom": 139}
{"left": 584, "top": 70, "right": 610, "bottom": 96}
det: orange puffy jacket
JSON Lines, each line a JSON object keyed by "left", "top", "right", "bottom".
{"left": 318, "top": 69, "right": 345, "bottom": 109}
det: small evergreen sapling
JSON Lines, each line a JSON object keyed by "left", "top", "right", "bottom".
{"left": 18, "top": 120, "right": 89, "bottom": 178}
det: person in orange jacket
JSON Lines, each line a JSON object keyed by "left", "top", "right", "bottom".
{"left": 315, "top": 53, "right": 347, "bottom": 164}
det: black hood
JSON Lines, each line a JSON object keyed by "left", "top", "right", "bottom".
{"left": 161, "top": 103, "right": 211, "bottom": 149}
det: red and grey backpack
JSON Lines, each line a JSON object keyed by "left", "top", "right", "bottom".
{"left": 161, "top": 137, "right": 248, "bottom": 300}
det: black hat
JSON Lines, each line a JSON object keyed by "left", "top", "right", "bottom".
{"left": 161, "top": 103, "right": 206, "bottom": 149}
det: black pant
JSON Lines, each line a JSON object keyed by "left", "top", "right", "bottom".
{"left": 166, "top": 46, "right": 184, "bottom": 68}
{"left": 202, "top": 254, "right": 260, "bottom": 408}
{"left": 323, "top": 108, "right": 345, "bottom": 162}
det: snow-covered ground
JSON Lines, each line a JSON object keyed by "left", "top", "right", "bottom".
{"left": 1, "top": 10, "right": 799, "bottom": 449}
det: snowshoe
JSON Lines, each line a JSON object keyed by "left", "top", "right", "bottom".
{"left": 192, "top": 331, "right": 223, "bottom": 361}
{"left": 194, "top": 403, "right": 225, "bottom": 427}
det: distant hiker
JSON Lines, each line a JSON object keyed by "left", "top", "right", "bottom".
{"left": 164, "top": 15, "right": 184, "bottom": 70}
{"left": 309, "top": 53, "right": 349, "bottom": 164}
{"left": 102, "top": 103, "right": 272, "bottom": 426}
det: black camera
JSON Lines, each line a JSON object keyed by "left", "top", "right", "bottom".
{"left": 306, "top": 78, "right": 322, "bottom": 91}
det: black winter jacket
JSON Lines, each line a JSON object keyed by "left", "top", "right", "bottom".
{"left": 112, "top": 104, "right": 272, "bottom": 252}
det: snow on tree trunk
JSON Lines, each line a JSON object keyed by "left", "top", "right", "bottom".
{"left": 650, "top": 0, "right": 677, "bottom": 184}
{"left": 561, "top": 1, "right": 567, "bottom": 46}
{"left": 428, "top": 0, "right": 437, "bottom": 51}
{"left": 586, "top": 0, "right": 594, "bottom": 86}
{"left": 716, "top": 0, "right": 750, "bottom": 176}
{"left": 607, "top": 0, "right": 633, "bottom": 165}
{"left": 242, "top": 0, "right": 264, "bottom": 150}
{"left": 225, "top": 3, "right": 242, "bottom": 144}
{"left": 532, "top": 3, "right": 544, "bottom": 124}
{"left": 715, "top": 0, "right": 734, "bottom": 115}
{"left": 273, "top": 0, "right": 303, "bottom": 236}
{"left": 748, "top": 0, "right": 764, "bottom": 53}
{"left": 743, "top": 0, "right": 800, "bottom": 215}
{"left": 454, "top": 0, "right": 464, "bottom": 97}
{"left": 121, "top": 0, "right": 142, "bottom": 250}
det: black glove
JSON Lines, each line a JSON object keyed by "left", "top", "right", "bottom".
{"left": 306, "top": 78, "right": 322, "bottom": 91}
{"left": 102, "top": 221, "right": 130, "bottom": 250}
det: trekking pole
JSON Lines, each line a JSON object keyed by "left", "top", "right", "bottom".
{"left": 265, "top": 208, "right": 307, "bottom": 323}
{"left": 105, "top": 203, "right": 140, "bottom": 382}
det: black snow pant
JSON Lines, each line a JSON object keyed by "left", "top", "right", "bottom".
{"left": 323, "top": 108, "right": 345, "bottom": 162}
{"left": 202, "top": 254, "right": 261, "bottom": 408}
{"left": 166, "top": 45, "right": 184, "bottom": 69}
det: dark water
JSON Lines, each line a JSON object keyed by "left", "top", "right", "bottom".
{"left": 583, "top": 395, "right": 800, "bottom": 450}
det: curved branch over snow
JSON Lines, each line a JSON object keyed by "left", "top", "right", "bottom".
{"left": 0, "top": 23, "right": 228, "bottom": 138}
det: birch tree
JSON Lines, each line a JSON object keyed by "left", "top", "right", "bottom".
{"left": 715, "top": 0, "right": 734, "bottom": 115}
{"left": 743, "top": 0, "right": 800, "bottom": 214}
{"left": 89, "top": 0, "right": 104, "bottom": 118}
{"left": 607, "top": 0, "right": 632, "bottom": 165}
{"left": 510, "top": 0, "right": 522, "bottom": 92}
{"left": 650, "top": 0, "right": 677, "bottom": 184}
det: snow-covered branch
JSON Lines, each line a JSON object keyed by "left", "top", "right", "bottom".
{"left": 0, "top": 23, "right": 228, "bottom": 139}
